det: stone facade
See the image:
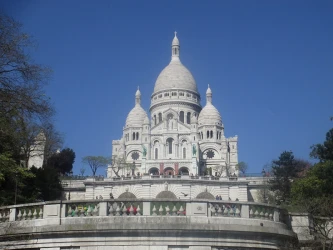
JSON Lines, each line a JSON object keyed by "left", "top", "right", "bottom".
{"left": 110, "top": 33, "right": 238, "bottom": 178}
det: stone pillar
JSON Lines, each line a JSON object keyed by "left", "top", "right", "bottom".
{"left": 99, "top": 201, "right": 108, "bottom": 216}
{"left": 192, "top": 157, "right": 197, "bottom": 175}
{"left": 143, "top": 202, "right": 150, "bottom": 216}
{"left": 274, "top": 209, "right": 280, "bottom": 222}
{"left": 141, "top": 157, "right": 146, "bottom": 174}
{"left": 241, "top": 204, "right": 249, "bottom": 218}
{"left": 238, "top": 185, "right": 248, "bottom": 201}
{"left": 9, "top": 208, "right": 16, "bottom": 221}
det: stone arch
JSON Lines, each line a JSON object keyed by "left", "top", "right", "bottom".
{"left": 148, "top": 167, "right": 159, "bottom": 175}
{"left": 179, "top": 167, "right": 189, "bottom": 175}
{"left": 196, "top": 192, "right": 215, "bottom": 200}
{"left": 156, "top": 190, "right": 177, "bottom": 199}
{"left": 164, "top": 167, "right": 174, "bottom": 175}
{"left": 118, "top": 192, "right": 137, "bottom": 199}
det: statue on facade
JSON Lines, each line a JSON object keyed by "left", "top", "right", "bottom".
{"left": 192, "top": 144, "right": 197, "bottom": 156}
{"left": 142, "top": 145, "right": 147, "bottom": 157}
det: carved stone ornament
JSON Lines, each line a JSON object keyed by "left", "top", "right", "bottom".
{"left": 164, "top": 182, "right": 168, "bottom": 191}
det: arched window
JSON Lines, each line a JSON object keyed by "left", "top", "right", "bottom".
{"left": 207, "top": 131, "right": 209, "bottom": 139}
{"left": 179, "top": 111, "right": 184, "bottom": 123}
{"left": 183, "top": 147, "right": 186, "bottom": 159}
{"left": 186, "top": 112, "right": 191, "bottom": 124}
{"left": 154, "top": 115, "right": 157, "bottom": 125}
{"left": 194, "top": 136, "right": 195, "bottom": 141}
{"left": 136, "top": 132, "right": 139, "bottom": 140}
{"left": 217, "top": 131, "right": 219, "bottom": 139}
{"left": 155, "top": 148, "right": 158, "bottom": 159}
{"left": 158, "top": 113, "right": 162, "bottom": 123}
{"left": 219, "top": 132, "right": 222, "bottom": 139}
{"left": 132, "top": 132, "right": 135, "bottom": 140}
{"left": 210, "top": 131, "right": 213, "bottom": 138}
{"left": 201, "top": 132, "right": 203, "bottom": 140}
{"left": 167, "top": 138, "right": 173, "bottom": 154}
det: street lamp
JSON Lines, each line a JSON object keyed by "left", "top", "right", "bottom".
{"left": 14, "top": 173, "right": 18, "bottom": 205}
{"left": 68, "top": 170, "right": 73, "bottom": 200}
{"left": 261, "top": 169, "right": 266, "bottom": 203}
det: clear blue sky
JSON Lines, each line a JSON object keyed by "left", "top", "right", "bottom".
{"left": 2, "top": 0, "right": 332, "bottom": 175}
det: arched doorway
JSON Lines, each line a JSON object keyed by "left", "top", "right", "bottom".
{"left": 148, "top": 167, "right": 159, "bottom": 175}
{"left": 164, "top": 167, "right": 174, "bottom": 175}
{"left": 179, "top": 167, "right": 189, "bottom": 175}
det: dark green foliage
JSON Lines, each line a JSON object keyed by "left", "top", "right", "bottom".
{"left": 269, "top": 151, "right": 309, "bottom": 204}
{"left": 310, "top": 128, "right": 333, "bottom": 162}
{"left": 47, "top": 148, "right": 75, "bottom": 175}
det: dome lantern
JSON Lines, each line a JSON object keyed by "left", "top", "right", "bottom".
{"left": 206, "top": 84, "right": 212, "bottom": 103}
{"left": 171, "top": 31, "right": 180, "bottom": 61}
{"left": 135, "top": 86, "right": 141, "bottom": 105}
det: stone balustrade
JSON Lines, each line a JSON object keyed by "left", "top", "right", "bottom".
{"left": 0, "top": 208, "right": 9, "bottom": 222}
{"left": 0, "top": 199, "right": 298, "bottom": 250}
{"left": 0, "top": 199, "right": 286, "bottom": 225}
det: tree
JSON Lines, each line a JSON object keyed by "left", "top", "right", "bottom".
{"left": 269, "top": 151, "right": 309, "bottom": 204}
{"left": 109, "top": 156, "right": 133, "bottom": 177}
{"left": 291, "top": 161, "right": 333, "bottom": 249}
{"left": 0, "top": 14, "right": 65, "bottom": 205}
{"left": 47, "top": 148, "right": 75, "bottom": 175}
{"left": 82, "top": 156, "right": 110, "bottom": 176}
{"left": 236, "top": 161, "right": 248, "bottom": 175}
{"left": 0, "top": 14, "right": 53, "bottom": 121}
{"left": 310, "top": 128, "right": 333, "bottom": 162}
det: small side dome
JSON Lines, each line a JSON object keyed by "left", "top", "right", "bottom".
{"left": 125, "top": 106, "right": 148, "bottom": 127}
{"left": 198, "top": 103, "right": 222, "bottom": 125}
{"left": 198, "top": 85, "right": 222, "bottom": 125}
{"left": 125, "top": 88, "right": 148, "bottom": 127}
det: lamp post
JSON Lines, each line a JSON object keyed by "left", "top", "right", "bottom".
{"left": 68, "top": 170, "right": 73, "bottom": 200}
{"left": 14, "top": 173, "right": 18, "bottom": 205}
{"left": 261, "top": 169, "right": 266, "bottom": 203}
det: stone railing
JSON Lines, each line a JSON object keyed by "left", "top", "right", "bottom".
{"left": 0, "top": 208, "right": 10, "bottom": 222}
{"left": 16, "top": 204, "right": 43, "bottom": 220}
{"left": 0, "top": 199, "right": 287, "bottom": 226}
{"left": 107, "top": 175, "right": 247, "bottom": 181}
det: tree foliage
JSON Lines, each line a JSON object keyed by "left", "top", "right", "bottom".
{"left": 291, "top": 127, "right": 333, "bottom": 249}
{"left": 310, "top": 128, "right": 333, "bottom": 162}
{"left": 82, "top": 156, "right": 110, "bottom": 176}
{"left": 109, "top": 156, "right": 133, "bottom": 177}
{"left": 0, "top": 14, "right": 66, "bottom": 205}
{"left": 47, "top": 148, "right": 75, "bottom": 175}
{"left": 236, "top": 161, "right": 248, "bottom": 175}
{"left": 269, "top": 151, "right": 310, "bottom": 204}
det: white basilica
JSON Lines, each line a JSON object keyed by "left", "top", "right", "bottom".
{"left": 109, "top": 33, "right": 238, "bottom": 177}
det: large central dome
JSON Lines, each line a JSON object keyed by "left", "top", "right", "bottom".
{"left": 153, "top": 32, "right": 198, "bottom": 94}
{"left": 154, "top": 60, "right": 197, "bottom": 93}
